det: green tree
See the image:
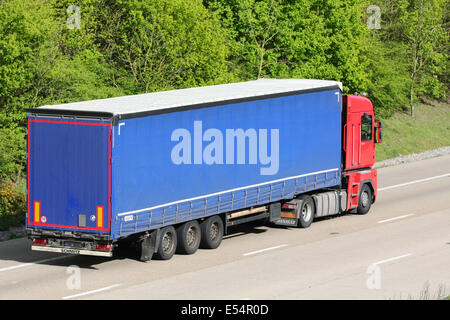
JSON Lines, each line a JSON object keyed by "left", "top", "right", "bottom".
{"left": 205, "top": 0, "right": 286, "bottom": 79}
{"left": 284, "top": 0, "right": 370, "bottom": 93}
{"left": 365, "top": 39, "right": 411, "bottom": 118}
{"left": 0, "top": 0, "right": 58, "bottom": 127}
{"left": 205, "top": 0, "right": 370, "bottom": 93}
{"left": 86, "top": 0, "right": 233, "bottom": 93}
{"left": 364, "top": 1, "right": 412, "bottom": 118}
{"left": 397, "top": 0, "right": 447, "bottom": 115}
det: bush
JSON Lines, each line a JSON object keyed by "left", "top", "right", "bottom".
{"left": 0, "top": 127, "right": 26, "bottom": 181}
{"left": 365, "top": 38, "right": 411, "bottom": 119}
{"left": 0, "top": 180, "right": 26, "bottom": 231}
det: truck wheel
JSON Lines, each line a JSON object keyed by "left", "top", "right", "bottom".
{"left": 296, "top": 195, "right": 315, "bottom": 228}
{"left": 357, "top": 184, "right": 372, "bottom": 215}
{"left": 200, "top": 215, "right": 223, "bottom": 249}
{"left": 176, "top": 220, "right": 201, "bottom": 255}
{"left": 154, "top": 226, "right": 177, "bottom": 260}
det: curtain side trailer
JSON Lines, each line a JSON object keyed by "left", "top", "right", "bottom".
{"left": 26, "top": 79, "right": 382, "bottom": 261}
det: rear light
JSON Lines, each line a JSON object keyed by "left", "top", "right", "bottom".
{"left": 32, "top": 238, "right": 47, "bottom": 246}
{"left": 95, "top": 244, "right": 111, "bottom": 251}
{"left": 282, "top": 204, "right": 296, "bottom": 209}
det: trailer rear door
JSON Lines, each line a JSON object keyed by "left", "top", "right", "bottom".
{"left": 27, "top": 117, "right": 111, "bottom": 234}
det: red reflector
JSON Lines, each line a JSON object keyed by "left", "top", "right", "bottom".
{"left": 95, "top": 244, "right": 111, "bottom": 251}
{"left": 32, "top": 238, "right": 47, "bottom": 246}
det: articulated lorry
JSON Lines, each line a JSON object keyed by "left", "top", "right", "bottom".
{"left": 26, "top": 79, "right": 382, "bottom": 261}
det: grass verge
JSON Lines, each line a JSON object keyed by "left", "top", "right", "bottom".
{"left": 376, "top": 101, "right": 450, "bottom": 161}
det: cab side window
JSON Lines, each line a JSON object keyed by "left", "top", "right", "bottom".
{"left": 361, "top": 114, "right": 372, "bottom": 141}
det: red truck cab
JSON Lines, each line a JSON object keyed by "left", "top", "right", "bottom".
{"left": 342, "top": 95, "right": 382, "bottom": 213}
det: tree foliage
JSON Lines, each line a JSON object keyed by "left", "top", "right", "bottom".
{"left": 400, "top": 0, "right": 448, "bottom": 115}
{"left": 372, "top": 0, "right": 448, "bottom": 116}
{"left": 205, "top": 0, "right": 371, "bottom": 93}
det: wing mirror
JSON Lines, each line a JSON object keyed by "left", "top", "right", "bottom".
{"left": 375, "top": 121, "right": 382, "bottom": 144}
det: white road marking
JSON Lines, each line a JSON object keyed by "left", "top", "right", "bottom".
{"left": 377, "top": 214, "right": 415, "bottom": 224}
{"left": 0, "top": 255, "right": 73, "bottom": 273}
{"left": 373, "top": 253, "right": 413, "bottom": 266}
{"left": 243, "top": 244, "right": 288, "bottom": 256}
{"left": 378, "top": 173, "right": 449, "bottom": 191}
{"left": 62, "top": 284, "right": 121, "bottom": 300}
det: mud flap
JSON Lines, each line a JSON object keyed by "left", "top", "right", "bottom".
{"left": 269, "top": 202, "right": 281, "bottom": 223}
{"left": 140, "top": 231, "right": 157, "bottom": 262}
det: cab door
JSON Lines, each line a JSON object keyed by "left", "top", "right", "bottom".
{"left": 345, "top": 112, "right": 361, "bottom": 170}
{"left": 343, "top": 95, "right": 376, "bottom": 170}
{"left": 359, "top": 113, "right": 375, "bottom": 167}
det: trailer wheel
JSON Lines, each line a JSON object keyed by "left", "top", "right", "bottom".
{"left": 154, "top": 226, "right": 177, "bottom": 260}
{"left": 176, "top": 220, "right": 201, "bottom": 255}
{"left": 200, "top": 215, "right": 223, "bottom": 249}
{"left": 357, "top": 184, "right": 372, "bottom": 215}
{"left": 296, "top": 195, "right": 315, "bottom": 228}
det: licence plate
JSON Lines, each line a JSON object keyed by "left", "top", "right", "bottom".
{"left": 274, "top": 218, "right": 297, "bottom": 226}
{"left": 31, "top": 245, "right": 112, "bottom": 257}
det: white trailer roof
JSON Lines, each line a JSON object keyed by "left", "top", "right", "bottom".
{"left": 37, "top": 78, "right": 342, "bottom": 116}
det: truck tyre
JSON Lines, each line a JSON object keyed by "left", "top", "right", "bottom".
{"left": 357, "top": 184, "right": 372, "bottom": 215}
{"left": 176, "top": 220, "right": 201, "bottom": 255}
{"left": 200, "top": 215, "right": 223, "bottom": 249}
{"left": 154, "top": 226, "right": 177, "bottom": 260}
{"left": 296, "top": 195, "right": 315, "bottom": 228}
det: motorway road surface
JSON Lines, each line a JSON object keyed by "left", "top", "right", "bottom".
{"left": 0, "top": 155, "right": 449, "bottom": 300}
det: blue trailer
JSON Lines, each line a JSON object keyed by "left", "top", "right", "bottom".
{"left": 26, "top": 79, "right": 380, "bottom": 260}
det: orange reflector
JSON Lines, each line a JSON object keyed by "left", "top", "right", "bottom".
{"left": 34, "top": 201, "right": 40, "bottom": 223}
{"left": 281, "top": 212, "right": 296, "bottom": 219}
{"left": 97, "top": 206, "right": 103, "bottom": 228}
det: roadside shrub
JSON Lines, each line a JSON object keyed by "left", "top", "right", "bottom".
{"left": 0, "top": 180, "right": 26, "bottom": 231}
{"left": 0, "top": 127, "right": 26, "bottom": 181}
